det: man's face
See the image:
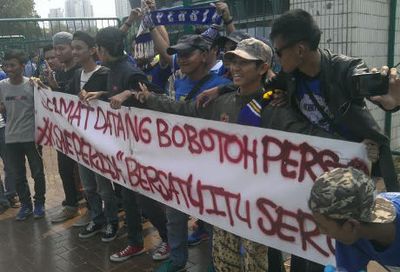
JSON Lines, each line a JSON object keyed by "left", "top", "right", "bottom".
{"left": 54, "top": 43, "right": 73, "bottom": 64}
{"left": 177, "top": 49, "right": 207, "bottom": 76}
{"left": 3, "top": 58, "right": 24, "bottom": 80}
{"left": 229, "top": 55, "right": 265, "bottom": 88}
{"left": 44, "top": 49, "right": 61, "bottom": 70}
{"left": 97, "top": 46, "right": 109, "bottom": 64}
{"left": 313, "top": 213, "right": 360, "bottom": 245}
{"left": 71, "top": 40, "right": 93, "bottom": 64}
{"left": 273, "top": 35, "right": 302, "bottom": 73}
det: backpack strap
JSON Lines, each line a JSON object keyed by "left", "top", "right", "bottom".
{"left": 184, "top": 73, "right": 213, "bottom": 101}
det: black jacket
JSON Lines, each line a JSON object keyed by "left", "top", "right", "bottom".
{"left": 72, "top": 66, "right": 110, "bottom": 96}
{"left": 276, "top": 49, "right": 398, "bottom": 191}
{"left": 104, "top": 56, "right": 163, "bottom": 106}
{"left": 55, "top": 64, "right": 81, "bottom": 94}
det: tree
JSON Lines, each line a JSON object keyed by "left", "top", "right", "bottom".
{"left": 0, "top": 0, "right": 42, "bottom": 55}
{"left": 0, "top": 0, "right": 38, "bottom": 18}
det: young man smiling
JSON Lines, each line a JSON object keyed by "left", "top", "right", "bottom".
{"left": 0, "top": 50, "right": 47, "bottom": 220}
{"left": 134, "top": 38, "right": 275, "bottom": 272}
{"left": 135, "top": 35, "right": 383, "bottom": 271}
{"left": 309, "top": 167, "right": 400, "bottom": 272}
{"left": 49, "top": 32, "right": 83, "bottom": 224}
{"left": 127, "top": 34, "right": 231, "bottom": 272}
{"left": 67, "top": 31, "right": 121, "bottom": 243}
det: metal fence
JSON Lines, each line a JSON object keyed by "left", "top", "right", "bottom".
{"left": 0, "top": 17, "right": 121, "bottom": 58}
{"left": 290, "top": 0, "right": 351, "bottom": 55}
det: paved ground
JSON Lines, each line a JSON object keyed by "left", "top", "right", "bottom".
{"left": 0, "top": 147, "right": 209, "bottom": 272}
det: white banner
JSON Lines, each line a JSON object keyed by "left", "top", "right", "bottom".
{"left": 35, "top": 89, "right": 370, "bottom": 265}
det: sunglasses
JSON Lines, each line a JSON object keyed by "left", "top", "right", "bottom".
{"left": 274, "top": 40, "right": 301, "bottom": 58}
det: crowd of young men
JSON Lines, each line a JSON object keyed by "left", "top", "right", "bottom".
{"left": 0, "top": 1, "right": 400, "bottom": 271}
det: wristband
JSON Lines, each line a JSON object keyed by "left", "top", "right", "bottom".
{"left": 224, "top": 17, "right": 233, "bottom": 25}
{"left": 124, "top": 21, "right": 132, "bottom": 27}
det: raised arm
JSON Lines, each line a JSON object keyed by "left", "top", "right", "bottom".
{"left": 215, "top": 1, "right": 236, "bottom": 34}
{"left": 120, "top": 8, "right": 143, "bottom": 34}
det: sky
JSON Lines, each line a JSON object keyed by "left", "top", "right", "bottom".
{"left": 34, "top": 0, "right": 116, "bottom": 18}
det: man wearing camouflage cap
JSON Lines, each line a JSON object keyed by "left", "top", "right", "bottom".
{"left": 309, "top": 167, "right": 400, "bottom": 271}
{"left": 134, "top": 37, "right": 270, "bottom": 271}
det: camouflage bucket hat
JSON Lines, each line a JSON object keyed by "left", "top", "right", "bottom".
{"left": 309, "top": 167, "right": 396, "bottom": 223}
{"left": 224, "top": 38, "right": 272, "bottom": 65}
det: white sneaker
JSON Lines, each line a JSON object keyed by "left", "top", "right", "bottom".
{"left": 152, "top": 242, "right": 170, "bottom": 261}
{"left": 51, "top": 206, "right": 79, "bottom": 223}
{"left": 73, "top": 209, "right": 91, "bottom": 227}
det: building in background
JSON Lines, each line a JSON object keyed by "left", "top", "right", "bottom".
{"left": 48, "top": 8, "right": 64, "bottom": 18}
{"left": 65, "top": 0, "right": 94, "bottom": 29}
{"left": 115, "top": 0, "right": 131, "bottom": 18}
{"left": 65, "top": 0, "right": 93, "bottom": 17}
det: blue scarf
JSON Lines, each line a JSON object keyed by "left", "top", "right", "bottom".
{"left": 134, "top": 32, "right": 154, "bottom": 60}
{"left": 149, "top": 6, "right": 222, "bottom": 26}
{"left": 237, "top": 90, "right": 273, "bottom": 127}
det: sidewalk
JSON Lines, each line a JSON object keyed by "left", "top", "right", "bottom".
{"left": 0, "top": 147, "right": 209, "bottom": 272}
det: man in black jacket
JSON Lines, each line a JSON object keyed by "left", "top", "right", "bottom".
{"left": 66, "top": 31, "right": 122, "bottom": 243}
{"left": 80, "top": 27, "right": 170, "bottom": 262}
{"left": 269, "top": 9, "right": 398, "bottom": 192}
{"left": 268, "top": 9, "right": 399, "bottom": 272}
{"left": 50, "top": 32, "right": 82, "bottom": 224}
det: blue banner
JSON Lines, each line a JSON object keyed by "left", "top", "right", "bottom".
{"left": 150, "top": 6, "right": 222, "bottom": 26}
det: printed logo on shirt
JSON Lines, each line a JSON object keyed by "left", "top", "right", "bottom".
{"left": 5, "top": 95, "right": 28, "bottom": 101}
{"left": 298, "top": 93, "right": 332, "bottom": 131}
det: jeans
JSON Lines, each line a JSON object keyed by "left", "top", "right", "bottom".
{"left": 78, "top": 164, "right": 118, "bottom": 225}
{"left": 6, "top": 142, "right": 46, "bottom": 206}
{"left": 0, "top": 128, "right": 9, "bottom": 206}
{"left": 57, "top": 151, "right": 79, "bottom": 207}
{"left": 137, "top": 194, "right": 168, "bottom": 242}
{"left": 121, "top": 187, "right": 143, "bottom": 247}
{"left": 0, "top": 180, "right": 9, "bottom": 206}
{"left": 166, "top": 207, "right": 188, "bottom": 267}
{"left": 0, "top": 127, "right": 15, "bottom": 198}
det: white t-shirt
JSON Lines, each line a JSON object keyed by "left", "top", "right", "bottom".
{"left": 80, "top": 65, "right": 101, "bottom": 89}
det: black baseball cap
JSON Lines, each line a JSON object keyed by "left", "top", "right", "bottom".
{"left": 166, "top": 35, "right": 210, "bottom": 55}
{"left": 217, "top": 31, "right": 252, "bottom": 48}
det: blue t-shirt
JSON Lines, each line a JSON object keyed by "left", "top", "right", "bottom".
{"left": 295, "top": 71, "right": 333, "bottom": 132}
{"left": 336, "top": 193, "right": 400, "bottom": 272}
{"left": 0, "top": 71, "right": 6, "bottom": 81}
{"left": 146, "top": 63, "right": 171, "bottom": 93}
{"left": 172, "top": 55, "right": 225, "bottom": 76}
{"left": 174, "top": 73, "right": 231, "bottom": 101}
